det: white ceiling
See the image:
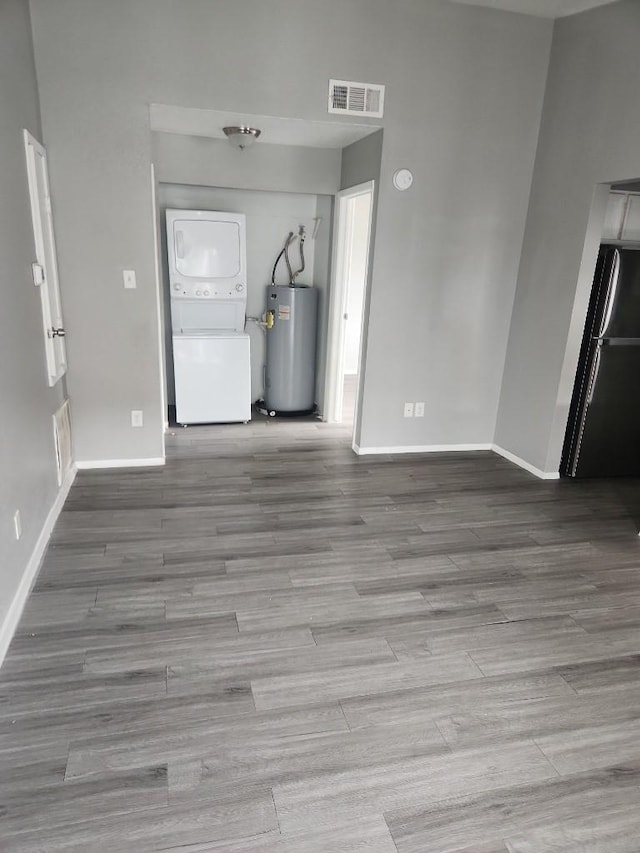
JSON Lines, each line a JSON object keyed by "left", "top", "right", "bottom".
{"left": 150, "top": 104, "right": 381, "bottom": 150}
{"left": 449, "top": 0, "right": 620, "bottom": 19}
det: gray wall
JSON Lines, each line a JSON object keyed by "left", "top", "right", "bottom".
{"left": 153, "top": 132, "right": 341, "bottom": 196}
{"left": 341, "top": 130, "right": 384, "bottom": 195}
{"left": 0, "top": 0, "right": 63, "bottom": 633}
{"left": 356, "top": 19, "right": 552, "bottom": 449}
{"left": 29, "top": 0, "right": 552, "bottom": 459}
{"left": 495, "top": 1, "right": 640, "bottom": 473}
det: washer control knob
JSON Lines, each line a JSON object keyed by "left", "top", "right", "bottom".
{"left": 173, "top": 283, "right": 181, "bottom": 291}
{"left": 195, "top": 289, "right": 201, "bottom": 296}
{"left": 203, "top": 289, "right": 210, "bottom": 297}
{"left": 235, "top": 283, "right": 244, "bottom": 292}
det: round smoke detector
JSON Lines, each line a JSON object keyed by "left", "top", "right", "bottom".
{"left": 393, "top": 168, "right": 413, "bottom": 191}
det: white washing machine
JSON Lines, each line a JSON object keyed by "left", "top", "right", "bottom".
{"left": 173, "top": 332, "right": 250, "bottom": 424}
{"left": 166, "top": 209, "right": 251, "bottom": 424}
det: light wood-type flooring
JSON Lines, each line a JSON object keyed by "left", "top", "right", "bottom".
{"left": 2, "top": 416, "right": 640, "bottom": 851}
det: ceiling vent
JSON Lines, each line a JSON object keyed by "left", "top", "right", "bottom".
{"left": 328, "top": 79, "right": 385, "bottom": 118}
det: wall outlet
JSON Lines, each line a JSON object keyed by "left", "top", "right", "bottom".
{"left": 403, "top": 402, "right": 414, "bottom": 418}
{"left": 13, "top": 510, "right": 22, "bottom": 541}
{"left": 415, "top": 401, "right": 425, "bottom": 417}
{"left": 123, "top": 269, "right": 137, "bottom": 289}
{"left": 131, "top": 409, "right": 144, "bottom": 427}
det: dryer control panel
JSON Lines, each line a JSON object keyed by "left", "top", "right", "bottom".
{"left": 171, "top": 281, "right": 246, "bottom": 299}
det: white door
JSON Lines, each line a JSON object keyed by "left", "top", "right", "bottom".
{"left": 324, "top": 181, "right": 374, "bottom": 428}
{"left": 23, "top": 130, "right": 67, "bottom": 386}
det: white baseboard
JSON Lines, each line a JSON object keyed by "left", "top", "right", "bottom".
{"left": 0, "top": 464, "right": 77, "bottom": 667}
{"left": 491, "top": 444, "right": 560, "bottom": 480}
{"left": 352, "top": 441, "right": 560, "bottom": 480}
{"left": 76, "top": 457, "right": 165, "bottom": 470}
{"left": 353, "top": 443, "right": 493, "bottom": 455}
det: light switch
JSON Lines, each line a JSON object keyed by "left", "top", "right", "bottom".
{"left": 123, "top": 269, "right": 137, "bottom": 289}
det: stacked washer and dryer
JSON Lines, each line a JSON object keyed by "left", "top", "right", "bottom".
{"left": 166, "top": 208, "right": 319, "bottom": 425}
{"left": 167, "top": 209, "right": 251, "bottom": 425}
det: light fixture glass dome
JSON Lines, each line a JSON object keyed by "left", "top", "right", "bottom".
{"left": 222, "top": 126, "right": 261, "bottom": 150}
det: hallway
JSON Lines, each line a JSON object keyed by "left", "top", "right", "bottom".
{"left": 1, "top": 421, "right": 640, "bottom": 851}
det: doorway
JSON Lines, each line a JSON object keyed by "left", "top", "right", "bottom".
{"left": 558, "top": 180, "right": 640, "bottom": 479}
{"left": 156, "top": 183, "right": 331, "bottom": 423}
{"left": 324, "top": 181, "right": 374, "bottom": 436}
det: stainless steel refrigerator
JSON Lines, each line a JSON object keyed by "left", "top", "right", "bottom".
{"left": 561, "top": 245, "right": 640, "bottom": 478}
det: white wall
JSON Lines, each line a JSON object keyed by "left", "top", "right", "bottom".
{"left": 158, "top": 183, "right": 327, "bottom": 405}
{"left": 0, "top": 0, "right": 65, "bottom": 651}
{"left": 29, "top": 0, "right": 552, "bottom": 460}
{"left": 495, "top": 0, "right": 640, "bottom": 474}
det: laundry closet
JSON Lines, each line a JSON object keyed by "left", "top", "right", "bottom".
{"left": 152, "top": 129, "right": 340, "bottom": 427}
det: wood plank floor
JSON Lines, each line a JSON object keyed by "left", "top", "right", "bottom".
{"left": 2, "top": 416, "right": 640, "bottom": 851}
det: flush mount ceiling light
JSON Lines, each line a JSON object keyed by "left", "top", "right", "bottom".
{"left": 223, "top": 126, "right": 261, "bottom": 150}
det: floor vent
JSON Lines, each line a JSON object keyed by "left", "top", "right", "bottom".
{"left": 328, "top": 79, "right": 385, "bottom": 118}
{"left": 53, "top": 399, "right": 73, "bottom": 486}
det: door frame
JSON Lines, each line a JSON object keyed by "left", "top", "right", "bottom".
{"left": 150, "top": 164, "right": 168, "bottom": 451}
{"left": 323, "top": 180, "right": 374, "bottom": 434}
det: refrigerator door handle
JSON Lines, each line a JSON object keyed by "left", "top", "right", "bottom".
{"left": 571, "top": 343, "right": 603, "bottom": 475}
{"left": 587, "top": 344, "right": 602, "bottom": 405}
{"left": 599, "top": 248, "right": 620, "bottom": 337}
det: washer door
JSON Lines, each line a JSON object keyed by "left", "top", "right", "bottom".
{"left": 173, "top": 335, "right": 251, "bottom": 424}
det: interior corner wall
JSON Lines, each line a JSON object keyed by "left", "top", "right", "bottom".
{"left": 0, "top": 0, "right": 64, "bottom": 648}
{"left": 344, "top": 18, "right": 550, "bottom": 453}
{"left": 340, "top": 130, "right": 384, "bottom": 195}
{"left": 494, "top": 0, "right": 640, "bottom": 474}
{"left": 29, "top": 10, "right": 166, "bottom": 465}
{"left": 29, "top": 0, "right": 552, "bottom": 460}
